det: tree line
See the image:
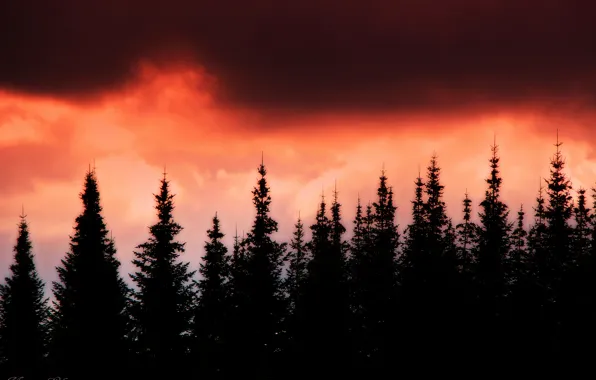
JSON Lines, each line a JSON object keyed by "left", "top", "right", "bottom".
{"left": 1, "top": 137, "right": 595, "bottom": 379}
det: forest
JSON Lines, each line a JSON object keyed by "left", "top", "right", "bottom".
{"left": 0, "top": 137, "right": 594, "bottom": 379}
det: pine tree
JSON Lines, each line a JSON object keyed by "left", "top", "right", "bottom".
{"left": 50, "top": 168, "right": 130, "bottom": 379}
{"left": 0, "top": 212, "right": 49, "bottom": 377}
{"left": 226, "top": 229, "right": 250, "bottom": 376}
{"left": 476, "top": 140, "right": 512, "bottom": 304}
{"left": 401, "top": 170, "right": 426, "bottom": 280}
{"left": 354, "top": 170, "right": 399, "bottom": 369}
{"left": 129, "top": 172, "right": 196, "bottom": 378}
{"left": 301, "top": 193, "right": 333, "bottom": 371}
{"left": 239, "top": 159, "right": 287, "bottom": 377}
{"left": 544, "top": 136, "right": 574, "bottom": 281}
{"left": 282, "top": 214, "right": 309, "bottom": 361}
{"left": 194, "top": 213, "right": 230, "bottom": 377}
{"left": 509, "top": 205, "right": 528, "bottom": 287}
{"left": 284, "top": 214, "right": 309, "bottom": 316}
{"left": 456, "top": 191, "right": 478, "bottom": 274}
{"left": 572, "top": 188, "right": 591, "bottom": 260}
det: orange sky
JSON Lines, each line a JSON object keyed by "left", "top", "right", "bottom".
{"left": 1, "top": 63, "right": 595, "bottom": 292}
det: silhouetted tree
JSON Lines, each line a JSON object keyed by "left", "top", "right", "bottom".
{"left": 284, "top": 214, "right": 309, "bottom": 316}
{"left": 0, "top": 212, "right": 49, "bottom": 378}
{"left": 281, "top": 213, "right": 309, "bottom": 360}
{"left": 351, "top": 171, "right": 399, "bottom": 369}
{"left": 49, "top": 168, "right": 130, "bottom": 379}
{"left": 193, "top": 213, "right": 230, "bottom": 377}
{"left": 474, "top": 141, "right": 512, "bottom": 350}
{"left": 542, "top": 137, "right": 574, "bottom": 351}
{"left": 509, "top": 205, "right": 528, "bottom": 287}
{"left": 129, "top": 172, "right": 196, "bottom": 378}
{"left": 456, "top": 191, "right": 478, "bottom": 273}
{"left": 238, "top": 159, "right": 287, "bottom": 377}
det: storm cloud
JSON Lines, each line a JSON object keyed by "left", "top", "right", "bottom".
{"left": 1, "top": 0, "right": 595, "bottom": 113}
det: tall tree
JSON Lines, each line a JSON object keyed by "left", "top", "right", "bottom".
{"left": 354, "top": 170, "right": 399, "bottom": 369}
{"left": 543, "top": 136, "right": 574, "bottom": 351}
{"left": 239, "top": 159, "right": 287, "bottom": 377}
{"left": 0, "top": 211, "right": 49, "bottom": 378}
{"left": 129, "top": 172, "right": 196, "bottom": 378}
{"left": 509, "top": 205, "right": 528, "bottom": 287}
{"left": 474, "top": 141, "right": 512, "bottom": 352}
{"left": 456, "top": 191, "right": 478, "bottom": 274}
{"left": 572, "top": 188, "right": 591, "bottom": 260}
{"left": 193, "top": 213, "right": 230, "bottom": 377}
{"left": 282, "top": 214, "right": 309, "bottom": 362}
{"left": 284, "top": 214, "right": 309, "bottom": 316}
{"left": 50, "top": 168, "right": 130, "bottom": 379}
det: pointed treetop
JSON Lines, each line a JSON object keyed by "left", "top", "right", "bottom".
{"left": 20, "top": 204, "right": 25, "bottom": 219}
{"left": 261, "top": 151, "right": 264, "bottom": 166}
{"left": 163, "top": 165, "right": 168, "bottom": 180}
{"left": 554, "top": 128, "right": 563, "bottom": 154}
{"left": 333, "top": 179, "right": 339, "bottom": 201}
{"left": 215, "top": 211, "right": 218, "bottom": 218}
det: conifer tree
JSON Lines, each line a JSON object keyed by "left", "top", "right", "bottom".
{"left": 282, "top": 214, "right": 309, "bottom": 360}
{"left": 129, "top": 172, "right": 196, "bottom": 378}
{"left": 284, "top": 214, "right": 309, "bottom": 316}
{"left": 476, "top": 141, "right": 512, "bottom": 310}
{"left": 194, "top": 213, "right": 230, "bottom": 377}
{"left": 509, "top": 205, "right": 528, "bottom": 287}
{"left": 401, "top": 170, "right": 426, "bottom": 279}
{"left": 528, "top": 181, "right": 548, "bottom": 282}
{"left": 240, "top": 159, "right": 287, "bottom": 376}
{"left": 226, "top": 229, "right": 250, "bottom": 375}
{"left": 456, "top": 191, "right": 478, "bottom": 273}
{"left": 50, "top": 168, "right": 130, "bottom": 379}
{"left": 572, "top": 188, "right": 591, "bottom": 260}
{"left": 353, "top": 171, "right": 399, "bottom": 368}
{"left": 474, "top": 141, "right": 512, "bottom": 352}
{"left": 0, "top": 212, "right": 49, "bottom": 377}
{"left": 544, "top": 136, "right": 574, "bottom": 281}
{"left": 301, "top": 193, "right": 333, "bottom": 372}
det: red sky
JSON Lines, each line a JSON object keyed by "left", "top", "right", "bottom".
{"left": 1, "top": 1, "right": 596, "bottom": 289}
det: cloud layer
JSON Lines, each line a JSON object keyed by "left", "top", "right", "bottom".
{"left": 2, "top": 0, "right": 595, "bottom": 113}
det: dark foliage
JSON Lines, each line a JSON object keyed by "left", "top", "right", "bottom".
{"left": 129, "top": 172, "right": 196, "bottom": 378}
{"left": 49, "top": 169, "right": 130, "bottom": 380}
{"left": 0, "top": 213, "right": 49, "bottom": 378}
{"left": 3, "top": 136, "right": 596, "bottom": 376}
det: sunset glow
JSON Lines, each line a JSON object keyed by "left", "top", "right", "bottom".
{"left": 0, "top": 62, "right": 595, "bottom": 290}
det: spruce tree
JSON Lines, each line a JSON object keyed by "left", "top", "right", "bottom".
{"left": 0, "top": 212, "right": 49, "bottom": 377}
{"left": 129, "top": 172, "right": 196, "bottom": 378}
{"left": 401, "top": 170, "right": 426, "bottom": 282}
{"left": 301, "top": 193, "right": 333, "bottom": 372}
{"left": 194, "top": 213, "right": 230, "bottom": 377}
{"left": 50, "top": 168, "right": 130, "bottom": 379}
{"left": 476, "top": 141, "right": 512, "bottom": 318}
{"left": 543, "top": 136, "right": 574, "bottom": 351}
{"left": 456, "top": 191, "right": 478, "bottom": 274}
{"left": 281, "top": 214, "right": 309, "bottom": 362}
{"left": 226, "top": 229, "right": 250, "bottom": 375}
{"left": 509, "top": 205, "right": 528, "bottom": 287}
{"left": 353, "top": 171, "right": 399, "bottom": 369}
{"left": 544, "top": 136, "right": 574, "bottom": 282}
{"left": 284, "top": 214, "right": 309, "bottom": 315}
{"left": 572, "top": 188, "right": 591, "bottom": 260}
{"left": 239, "top": 159, "right": 286, "bottom": 377}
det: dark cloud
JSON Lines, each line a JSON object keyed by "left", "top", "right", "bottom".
{"left": 1, "top": 0, "right": 595, "bottom": 112}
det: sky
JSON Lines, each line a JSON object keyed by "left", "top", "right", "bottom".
{"left": 1, "top": 0, "right": 596, "bottom": 291}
